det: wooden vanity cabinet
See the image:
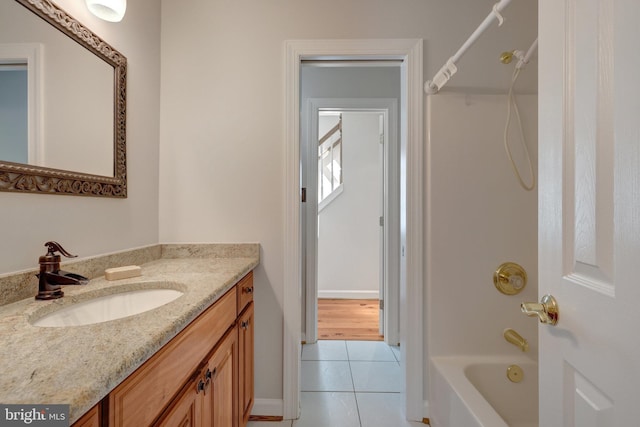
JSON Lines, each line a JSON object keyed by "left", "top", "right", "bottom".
{"left": 236, "top": 272, "right": 254, "bottom": 427}
{"left": 153, "top": 371, "right": 202, "bottom": 427}
{"left": 72, "top": 404, "right": 101, "bottom": 427}
{"left": 203, "top": 327, "right": 238, "bottom": 427}
{"left": 237, "top": 302, "right": 254, "bottom": 426}
{"left": 155, "top": 327, "right": 237, "bottom": 427}
{"left": 101, "top": 271, "right": 254, "bottom": 427}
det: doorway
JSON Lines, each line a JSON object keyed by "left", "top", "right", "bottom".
{"left": 303, "top": 101, "right": 399, "bottom": 345}
{"left": 283, "top": 39, "right": 424, "bottom": 422}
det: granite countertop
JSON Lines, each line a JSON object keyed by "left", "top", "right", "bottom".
{"left": 0, "top": 246, "right": 259, "bottom": 423}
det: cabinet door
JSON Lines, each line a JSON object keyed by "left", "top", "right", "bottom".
{"left": 238, "top": 302, "right": 254, "bottom": 427}
{"left": 202, "top": 328, "right": 238, "bottom": 427}
{"left": 154, "top": 377, "right": 203, "bottom": 427}
{"left": 72, "top": 404, "right": 100, "bottom": 427}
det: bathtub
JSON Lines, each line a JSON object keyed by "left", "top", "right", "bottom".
{"left": 430, "top": 356, "right": 538, "bottom": 427}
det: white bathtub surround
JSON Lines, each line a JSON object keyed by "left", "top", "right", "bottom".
{"left": 426, "top": 93, "right": 538, "bottom": 423}
{"left": 427, "top": 93, "right": 538, "bottom": 359}
{"left": 430, "top": 356, "right": 538, "bottom": 427}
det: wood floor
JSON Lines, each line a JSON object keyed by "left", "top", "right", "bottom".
{"left": 317, "top": 298, "right": 383, "bottom": 341}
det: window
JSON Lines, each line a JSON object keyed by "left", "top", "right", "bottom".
{"left": 318, "top": 112, "right": 343, "bottom": 210}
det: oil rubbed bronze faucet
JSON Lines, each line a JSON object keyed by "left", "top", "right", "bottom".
{"left": 35, "top": 241, "right": 89, "bottom": 300}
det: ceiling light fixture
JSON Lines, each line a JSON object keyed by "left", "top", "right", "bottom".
{"left": 85, "top": 0, "right": 127, "bottom": 22}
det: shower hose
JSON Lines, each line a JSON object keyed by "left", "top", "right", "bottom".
{"left": 504, "top": 67, "right": 536, "bottom": 191}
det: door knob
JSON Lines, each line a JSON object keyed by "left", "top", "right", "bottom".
{"left": 521, "top": 294, "right": 559, "bottom": 325}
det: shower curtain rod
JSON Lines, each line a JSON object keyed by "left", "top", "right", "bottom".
{"left": 424, "top": 0, "right": 515, "bottom": 94}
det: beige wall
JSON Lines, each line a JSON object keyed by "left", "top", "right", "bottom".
{"left": 0, "top": 0, "right": 161, "bottom": 274}
{"left": 159, "top": 0, "right": 538, "bottom": 406}
{"left": 318, "top": 112, "right": 382, "bottom": 298}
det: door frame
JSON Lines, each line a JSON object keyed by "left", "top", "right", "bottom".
{"left": 283, "top": 38, "right": 424, "bottom": 421}
{"left": 303, "top": 100, "right": 399, "bottom": 346}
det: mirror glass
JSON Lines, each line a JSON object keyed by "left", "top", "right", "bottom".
{"left": 0, "top": 0, "right": 127, "bottom": 197}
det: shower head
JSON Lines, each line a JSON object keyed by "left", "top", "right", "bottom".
{"left": 499, "top": 39, "right": 538, "bottom": 70}
{"left": 500, "top": 51, "right": 516, "bottom": 64}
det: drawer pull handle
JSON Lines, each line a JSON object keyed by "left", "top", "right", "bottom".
{"left": 243, "top": 286, "right": 254, "bottom": 294}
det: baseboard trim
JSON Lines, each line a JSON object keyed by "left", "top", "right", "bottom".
{"left": 248, "top": 415, "right": 285, "bottom": 422}
{"left": 423, "top": 400, "right": 430, "bottom": 424}
{"left": 318, "top": 290, "right": 379, "bottom": 299}
{"left": 250, "top": 398, "right": 423, "bottom": 423}
{"left": 251, "top": 398, "right": 284, "bottom": 417}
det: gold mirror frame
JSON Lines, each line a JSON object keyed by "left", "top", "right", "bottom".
{"left": 0, "top": 0, "right": 127, "bottom": 197}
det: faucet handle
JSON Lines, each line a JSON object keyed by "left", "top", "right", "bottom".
{"left": 44, "top": 241, "right": 77, "bottom": 258}
{"left": 521, "top": 294, "right": 559, "bottom": 326}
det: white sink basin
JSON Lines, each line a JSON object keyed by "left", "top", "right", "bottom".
{"left": 31, "top": 288, "right": 184, "bottom": 327}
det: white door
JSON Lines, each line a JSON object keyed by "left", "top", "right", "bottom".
{"left": 538, "top": 0, "right": 640, "bottom": 425}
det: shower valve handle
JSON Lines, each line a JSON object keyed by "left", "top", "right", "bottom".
{"left": 521, "top": 294, "right": 559, "bottom": 326}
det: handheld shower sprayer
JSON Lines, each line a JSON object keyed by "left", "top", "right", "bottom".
{"left": 500, "top": 38, "right": 538, "bottom": 192}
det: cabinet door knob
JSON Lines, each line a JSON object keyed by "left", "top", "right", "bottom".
{"left": 243, "top": 286, "right": 254, "bottom": 294}
{"left": 241, "top": 320, "right": 249, "bottom": 330}
{"left": 196, "top": 379, "right": 205, "bottom": 394}
{"left": 204, "top": 368, "right": 212, "bottom": 388}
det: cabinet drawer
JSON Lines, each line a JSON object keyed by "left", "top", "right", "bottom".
{"left": 109, "top": 287, "right": 237, "bottom": 427}
{"left": 236, "top": 272, "right": 254, "bottom": 314}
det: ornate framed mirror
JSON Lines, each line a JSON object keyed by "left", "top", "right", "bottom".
{"left": 0, "top": 0, "right": 127, "bottom": 197}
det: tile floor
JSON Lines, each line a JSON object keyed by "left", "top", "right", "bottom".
{"left": 247, "top": 340, "right": 425, "bottom": 427}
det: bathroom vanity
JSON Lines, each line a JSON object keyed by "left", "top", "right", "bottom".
{"left": 0, "top": 244, "right": 259, "bottom": 427}
{"left": 107, "top": 271, "right": 254, "bottom": 427}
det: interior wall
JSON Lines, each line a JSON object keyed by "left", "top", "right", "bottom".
{"left": 318, "top": 112, "right": 381, "bottom": 299}
{"left": 159, "top": 0, "right": 538, "bottom": 411}
{"left": 0, "top": 0, "right": 161, "bottom": 275}
{"left": 426, "top": 93, "right": 538, "bottom": 360}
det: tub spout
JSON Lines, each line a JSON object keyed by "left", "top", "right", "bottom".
{"left": 503, "top": 328, "right": 529, "bottom": 352}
